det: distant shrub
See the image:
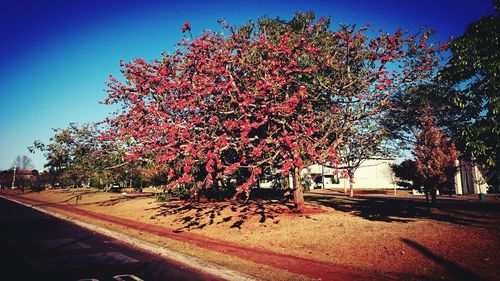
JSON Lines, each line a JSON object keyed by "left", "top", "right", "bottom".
{"left": 30, "top": 183, "right": 44, "bottom": 192}
{"left": 155, "top": 191, "right": 171, "bottom": 202}
{"left": 172, "top": 185, "right": 192, "bottom": 200}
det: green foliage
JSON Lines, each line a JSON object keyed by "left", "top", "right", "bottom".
{"left": 171, "top": 185, "right": 192, "bottom": 200}
{"left": 29, "top": 182, "right": 44, "bottom": 192}
{"left": 29, "top": 123, "right": 134, "bottom": 188}
{"left": 436, "top": 6, "right": 499, "bottom": 168}
{"left": 385, "top": 84, "right": 460, "bottom": 149}
{"left": 391, "top": 159, "right": 423, "bottom": 189}
{"left": 155, "top": 191, "right": 171, "bottom": 202}
{"left": 386, "top": 3, "right": 499, "bottom": 172}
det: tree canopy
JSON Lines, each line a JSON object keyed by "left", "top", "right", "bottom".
{"left": 30, "top": 123, "right": 129, "bottom": 188}
{"left": 437, "top": 5, "right": 499, "bottom": 169}
{"left": 12, "top": 155, "right": 35, "bottom": 170}
{"left": 101, "top": 12, "right": 441, "bottom": 210}
{"left": 387, "top": 3, "right": 499, "bottom": 170}
{"left": 414, "top": 115, "right": 459, "bottom": 203}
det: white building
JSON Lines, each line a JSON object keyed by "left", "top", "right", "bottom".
{"left": 302, "top": 159, "right": 396, "bottom": 190}
{"left": 454, "top": 160, "right": 490, "bottom": 195}
{"left": 258, "top": 158, "right": 397, "bottom": 190}
{"left": 259, "top": 158, "right": 492, "bottom": 194}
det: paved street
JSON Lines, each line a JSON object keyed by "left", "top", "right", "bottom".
{"left": 0, "top": 197, "right": 221, "bottom": 281}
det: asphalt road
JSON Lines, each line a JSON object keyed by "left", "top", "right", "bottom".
{"left": 0, "top": 197, "right": 221, "bottom": 281}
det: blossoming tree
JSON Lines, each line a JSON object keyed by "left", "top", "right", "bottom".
{"left": 102, "top": 13, "right": 441, "bottom": 211}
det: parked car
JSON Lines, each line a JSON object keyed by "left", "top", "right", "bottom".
{"left": 110, "top": 184, "right": 122, "bottom": 193}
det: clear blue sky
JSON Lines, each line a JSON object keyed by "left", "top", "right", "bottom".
{"left": 0, "top": 0, "right": 495, "bottom": 170}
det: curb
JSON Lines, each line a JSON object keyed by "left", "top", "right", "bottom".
{"left": 0, "top": 195, "right": 259, "bottom": 281}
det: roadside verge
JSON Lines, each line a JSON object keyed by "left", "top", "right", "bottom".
{"left": 0, "top": 195, "right": 258, "bottom": 281}
{"left": 1, "top": 193, "right": 388, "bottom": 281}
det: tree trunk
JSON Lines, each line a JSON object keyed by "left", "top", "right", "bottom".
{"left": 321, "top": 165, "right": 325, "bottom": 189}
{"left": 292, "top": 168, "right": 304, "bottom": 211}
{"left": 349, "top": 180, "right": 354, "bottom": 197}
{"left": 425, "top": 190, "right": 430, "bottom": 204}
{"left": 431, "top": 189, "right": 437, "bottom": 205}
{"left": 348, "top": 171, "right": 354, "bottom": 198}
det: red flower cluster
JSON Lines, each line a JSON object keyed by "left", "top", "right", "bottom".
{"left": 181, "top": 22, "right": 191, "bottom": 33}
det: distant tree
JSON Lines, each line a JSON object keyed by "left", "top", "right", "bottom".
{"left": 17, "top": 170, "right": 38, "bottom": 191}
{"left": 30, "top": 122, "right": 154, "bottom": 189}
{"left": 30, "top": 123, "right": 124, "bottom": 188}
{"left": 385, "top": 162, "right": 398, "bottom": 195}
{"left": 10, "top": 155, "right": 36, "bottom": 190}
{"left": 33, "top": 170, "right": 52, "bottom": 190}
{"left": 0, "top": 170, "right": 14, "bottom": 189}
{"left": 414, "top": 116, "right": 459, "bottom": 204}
{"left": 391, "top": 159, "right": 424, "bottom": 190}
{"left": 336, "top": 118, "right": 393, "bottom": 197}
{"left": 12, "top": 155, "right": 34, "bottom": 170}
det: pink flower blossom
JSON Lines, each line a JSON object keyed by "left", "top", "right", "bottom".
{"left": 181, "top": 22, "right": 191, "bottom": 33}
{"left": 380, "top": 56, "right": 391, "bottom": 63}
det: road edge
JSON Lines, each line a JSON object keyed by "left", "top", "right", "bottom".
{"left": 0, "top": 195, "right": 259, "bottom": 281}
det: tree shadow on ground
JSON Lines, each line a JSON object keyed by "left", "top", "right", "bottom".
{"left": 26, "top": 190, "right": 103, "bottom": 206}
{"left": 32, "top": 192, "right": 154, "bottom": 207}
{"left": 305, "top": 192, "right": 500, "bottom": 229}
{"left": 401, "top": 238, "right": 489, "bottom": 281}
{"left": 92, "top": 193, "right": 154, "bottom": 206}
{"left": 149, "top": 200, "right": 294, "bottom": 232}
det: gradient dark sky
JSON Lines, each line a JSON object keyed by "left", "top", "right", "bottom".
{"left": 0, "top": 0, "right": 495, "bottom": 170}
